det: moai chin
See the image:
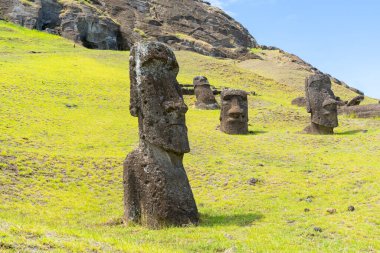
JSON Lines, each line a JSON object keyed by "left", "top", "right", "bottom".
{"left": 220, "top": 89, "right": 249, "bottom": 134}
{"left": 124, "top": 41, "right": 199, "bottom": 229}
{"left": 193, "top": 76, "right": 220, "bottom": 109}
{"left": 304, "top": 74, "right": 338, "bottom": 135}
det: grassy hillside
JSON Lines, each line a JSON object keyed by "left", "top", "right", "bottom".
{"left": 0, "top": 21, "right": 379, "bottom": 252}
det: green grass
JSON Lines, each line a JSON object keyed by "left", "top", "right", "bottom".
{"left": 250, "top": 47, "right": 263, "bottom": 54}
{"left": 0, "top": 21, "right": 379, "bottom": 252}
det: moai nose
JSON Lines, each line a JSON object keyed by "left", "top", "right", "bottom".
{"left": 228, "top": 98, "right": 243, "bottom": 118}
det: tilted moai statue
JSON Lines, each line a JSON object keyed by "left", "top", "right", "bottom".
{"left": 220, "top": 89, "right": 249, "bottom": 134}
{"left": 124, "top": 42, "right": 199, "bottom": 228}
{"left": 193, "top": 76, "right": 220, "bottom": 109}
{"left": 304, "top": 74, "right": 338, "bottom": 135}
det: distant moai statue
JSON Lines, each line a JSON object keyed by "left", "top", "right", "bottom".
{"left": 193, "top": 76, "right": 220, "bottom": 109}
{"left": 304, "top": 74, "right": 338, "bottom": 134}
{"left": 219, "top": 89, "right": 249, "bottom": 134}
{"left": 124, "top": 42, "right": 199, "bottom": 228}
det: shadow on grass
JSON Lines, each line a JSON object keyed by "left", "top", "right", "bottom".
{"left": 336, "top": 130, "right": 366, "bottom": 135}
{"left": 248, "top": 130, "right": 268, "bottom": 135}
{"left": 199, "top": 212, "right": 264, "bottom": 227}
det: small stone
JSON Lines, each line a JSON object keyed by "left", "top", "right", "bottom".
{"left": 326, "top": 208, "right": 336, "bottom": 214}
{"left": 305, "top": 196, "right": 314, "bottom": 203}
{"left": 314, "top": 227, "right": 322, "bottom": 232}
{"left": 247, "top": 178, "right": 258, "bottom": 186}
{"left": 348, "top": 206, "right": 355, "bottom": 212}
{"left": 304, "top": 208, "right": 310, "bottom": 212}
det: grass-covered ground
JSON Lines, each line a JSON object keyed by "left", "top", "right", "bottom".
{"left": 0, "top": 21, "right": 379, "bottom": 252}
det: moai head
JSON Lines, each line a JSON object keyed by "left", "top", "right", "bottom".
{"left": 220, "top": 89, "right": 249, "bottom": 134}
{"left": 193, "top": 76, "right": 219, "bottom": 109}
{"left": 129, "top": 42, "right": 190, "bottom": 154}
{"left": 305, "top": 74, "right": 338, "bottom": 130}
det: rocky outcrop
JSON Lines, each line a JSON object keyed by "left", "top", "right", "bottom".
{"left": 339, "top": 104, "right": 380, "bottom": 118}
{"left": 0, "top": 0, "right": 257, "bottom": 57}
{"left": 0, "top": 0, "right": 121, "bottom": 49}
{"left": 347, "top": 95, "right": 364, "bottom": 107}
{"left": 100, "top": 0, "right": 258, "bottom": 58}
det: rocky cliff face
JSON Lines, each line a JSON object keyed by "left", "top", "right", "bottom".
{"left": 0, "top": 0, "right": 121, "bottom": 49}
{"left": 0, "top": 0, "right": 257, "bottom": 58}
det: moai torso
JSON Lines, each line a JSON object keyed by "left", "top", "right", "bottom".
{"left": 304, "top": 74, "right": 338, "bottom": 135}
{"left": 220, "top": 89, "right": 249, "bottom": 135}
{"left": 193, "top": 76, "right": 219, "bottom": 109}
{"left": 124, "top": 42, "right": 199, "bottom": 228}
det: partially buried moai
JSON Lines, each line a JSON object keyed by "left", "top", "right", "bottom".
{"left": 193, "top": 76, "right": 220, "bottom": 109}
{"left": 304, "top": 74, "right": 338, "bottom": 135}
{"left": 220, "top": 89, "right": 249, "bottom": 134}
{"left": 124, "top": 42, "right": 199, "bottom": 228}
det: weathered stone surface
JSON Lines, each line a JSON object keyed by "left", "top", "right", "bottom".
{"left": 124, "top": 41, "right": 199, "bottom": 228}
{"left": 1, "top": 0, "right": 257, "bottom": 57}
{"left": 339, "top": 104, "right": 380, "bottom": 118}
{"left": 0, "top": 0, "right": 120, "bottom": 49}
{"left": 304, "top": 74, "right": 338, "bottom": 135}
{"left": 104, "top": 0, "right": 258, "bottom": 58}
{"left": 220, "top": 89, "right": 249, "bottom": 135}
{"left": 347, "top": 95, "right": 364, "bottom": 107}
{"left": 193, "top": 76, "right": 219, "bottom": 110}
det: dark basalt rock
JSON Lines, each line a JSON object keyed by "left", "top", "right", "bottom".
{"left": 303, "top": 74, "right": 338, "bottom": 135}
{"left": 193, "top": 76, "right": 219, "bottom": 110}
{"left": 220, "top": 89, "right": 249, "bottom": 135}
{"left": 338, "top": 104, "right": 380, "bottom": 118}
{"left": 347, "top": 95, "right": 364, "bottom": 107}
{"left": 124, "top": 41, "right": 199, "bottom": 229}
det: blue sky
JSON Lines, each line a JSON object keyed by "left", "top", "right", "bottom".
{"left": 209, "top": 0, "right": 380, "bottom": 99}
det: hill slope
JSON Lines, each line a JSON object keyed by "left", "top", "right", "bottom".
{"left": 0, "top": 21, "right": 380, "bottom": 252}
{"left": 0, "top": 0, "right": 256, "bottom": 58}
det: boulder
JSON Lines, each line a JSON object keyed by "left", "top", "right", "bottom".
{"left": 347, "top": 95, "right": 364, "bottom": 107}
{"left": 339, "top": 104, "right": 380, "bottom": 118}
{"left": 291, "top": 97, "right": 306, "bottom": 107}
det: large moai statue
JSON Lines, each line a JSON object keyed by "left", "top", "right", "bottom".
{"left": 220, "top": 89, "right": 249, "bottom": 134}
{"left": 124, "top": 42, "right": 199, "bottom": 229}
{"left": 193, "top": 76, "right": 220, "bottom": 109}
{"left": 304, "top": 74, "right": 338, "bottom": 135}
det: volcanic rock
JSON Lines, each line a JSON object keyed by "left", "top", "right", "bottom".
{"left": 0, "top": 0, "right": 257, "bottom": 58}
{"left": 347, "top": 95, "right": 364, "bottom": 107}
{"left": 338, "top": 104, "right": 380, "bottom": 118}
{"left": 123, "top": 41, "right": 198, "bottom": 228}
